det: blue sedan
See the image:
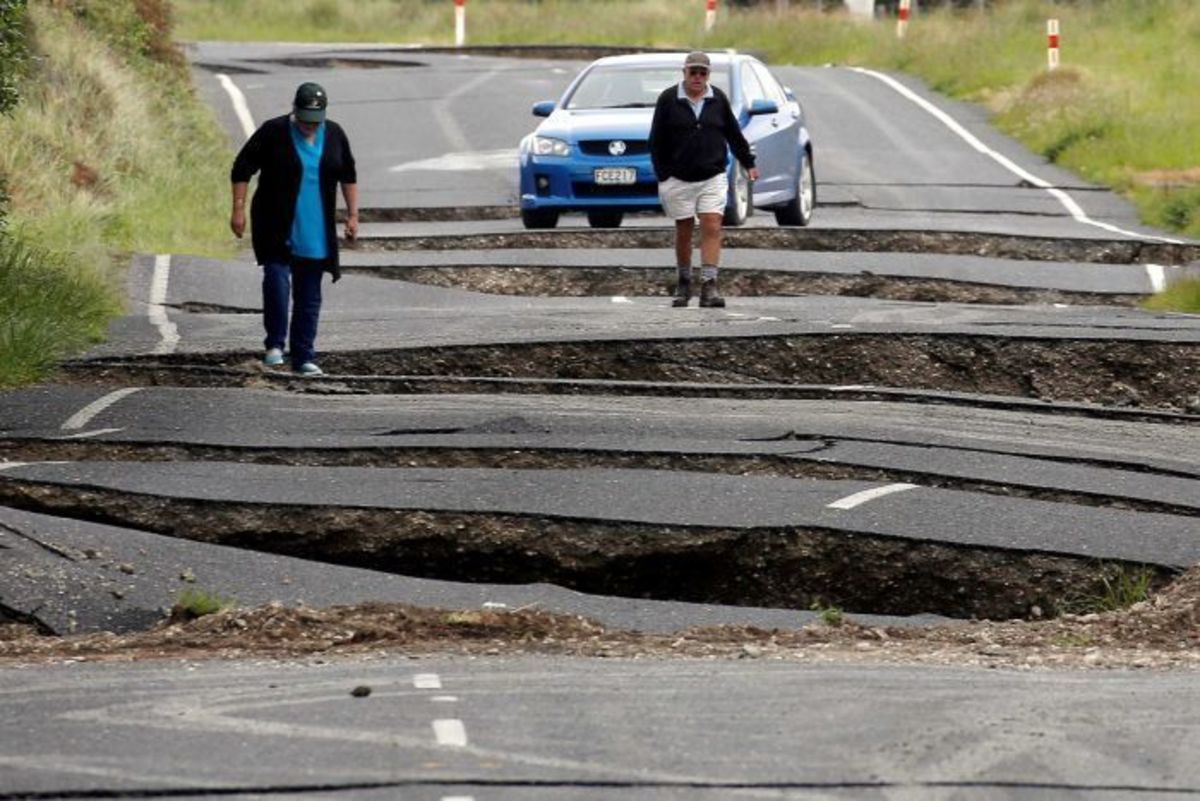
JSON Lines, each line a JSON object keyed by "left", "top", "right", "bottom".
{"left": 518, "top": 51, "right": 816, "bottom": 229}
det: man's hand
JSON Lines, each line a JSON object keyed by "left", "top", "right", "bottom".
{"left": 344, "top": 212, "right": 359, "bottom": 242}
{"left": 230, "top": 208, "right": 246, "bottom": 239}
{"left": 748, "top": 167, "right": 760, "bottom": 182}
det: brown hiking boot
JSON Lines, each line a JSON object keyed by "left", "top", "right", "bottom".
{"left": 699, "top": 278, "right": 725, "bottom": 308}
{"left": 672, "top": 270, "right": 692, "bottom": 307}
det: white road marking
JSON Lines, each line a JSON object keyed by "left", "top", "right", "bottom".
{"left": 1145, "top": 263, "right": 1169, "bottom": 293}
{"left": 57, "top": 427, "right": 125, "bottom": 440}
{"left": 389, "top": 148, "right": 517, "bottom": 173}
{"left": 434, "top": 67, "right": 506, "bottom": 153}
{"left": 0, "top": 462, "right": 28, "bottom": 471}
{"left": 432, "top": 695, "right": 459, "bottom": 703}
{"left": 433, "top": 718, "right": 468, "bottom": 747}
{"left": 413, "top": 673, "right": 442, "bottom": 690}
{"left": 61, "top": 388, "right": 142, "bottom": 431}
{"left": 828, "top": 482, "right": 918, "bottom": 510}
{"left": 851, "top": 67, "right": 1183, "bottom": 245}
{"left": 215, "top": 73, "right": 256, "bottom": 140}
{"left": 610, "top": 295, "right": 633, "bottom": 304}
{"left": 148, "top": 254, "right": 179, "bottom": 355}
{"left": 442, "top": 796, "right": 475, "bottom": 801}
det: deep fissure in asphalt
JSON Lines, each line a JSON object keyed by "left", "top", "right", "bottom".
{"left": 0, "top": 478, "right": 1174, "bottom": 620}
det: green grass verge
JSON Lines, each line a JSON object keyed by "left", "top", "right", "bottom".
{"left": 0, "top": 2, "right": 233, "bottom": 386}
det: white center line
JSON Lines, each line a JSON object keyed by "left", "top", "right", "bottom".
{"left": 148, "top": 254, "right": 179, "bottom": 355}
{"left": 61, "top": 388, "right": 142, "bottom": 431}
{"left": 413, "top": 673, "right": 442, "bottom": 690}
{"left": 433, "top": 718, "right": 468, "bottom": 747}
{"left": 828, "top": 483, "right": 918, "bottom": 510}
{"left": 215, "top": 73, "right": 257, "bottom": 141}
{"left": 851, "top": 67, "right": 1183, "bottom": 245}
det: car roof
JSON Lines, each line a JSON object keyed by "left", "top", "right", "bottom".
{"left": 585, "top": 51, "right": 749, "bottom": 70}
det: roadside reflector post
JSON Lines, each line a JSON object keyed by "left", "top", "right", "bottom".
{"left": 897, "top": 0, "right": 911, "bottom": 39}
{"left": 454, "top": 0, "right": 466, "bottom": 47}
{"left": 705, "top": 0, "right": 717, "bottom": 32}
{"left": 1047, "top": 18, "right": 1060, "bottom": 70}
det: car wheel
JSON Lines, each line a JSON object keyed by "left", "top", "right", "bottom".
{"left": 774, "top": 151, "right": 815, "bottom": 227}
{"left": 586, "top": 210, "right": 624, "bottom": 228}
{"left": 521, "top": 208, "right": 560, "bottom": 229}
{"left": 723, "top": 165, "right": 752, "bottom": 227}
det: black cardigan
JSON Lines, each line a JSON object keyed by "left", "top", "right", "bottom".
{"left": 648, "top": 85, "right": 755, "bottom": 183}
{"left": 230, "top": 115, "right": 357, "bottom": 280}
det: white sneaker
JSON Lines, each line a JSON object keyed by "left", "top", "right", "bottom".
{"left": 294, "top": 362, "right": 324, "bottom": 377}
{"left": 263, "top": 348, "right": 284, "bottom": 366}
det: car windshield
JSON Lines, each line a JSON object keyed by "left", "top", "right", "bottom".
{"left": 564, "top": 64, "right": 731, "bottom": 110}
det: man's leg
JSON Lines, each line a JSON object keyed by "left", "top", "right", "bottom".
{"left": 697, "top": 212, "right": 725, "bottom": 308}
{"left": 672, "top": 217, "right": 696, "bottom": 306}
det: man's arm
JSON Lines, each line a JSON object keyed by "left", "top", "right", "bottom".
{"left": 719, "top": 93, "right": 759, "bottom": 180}
{"left": 341, "top": 182, "right": 358, "bottom": 241}
{"left": 648, "top": 90, "right": 673, "bottom": 182}
{"left": 230, "top": 182, "right": 249, "bottom": 238}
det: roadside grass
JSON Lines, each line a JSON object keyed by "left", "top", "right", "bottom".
{"left": 0, "top": 2, "right": 232, "bottom": 386}
{"left": 1142, "top": 278, "right": 1200, "bottom": 314}
{"left": 173, "top": 587, "right": 239, "bottom": 619}
{"left": 1062, "top": 563, "right": 1157, "bottom": 615}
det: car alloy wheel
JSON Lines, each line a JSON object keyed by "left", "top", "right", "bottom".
{"left": 774, "top": 151, "right": 815, "bottom": 227}
{"left": 723, "top": 165, "right": 752, "bottom": 227}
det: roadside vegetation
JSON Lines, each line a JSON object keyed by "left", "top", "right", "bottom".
{"left": 0, "top": 0, "right": 231, "bottom": 387}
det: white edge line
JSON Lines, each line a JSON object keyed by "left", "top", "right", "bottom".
{"left": 433, "top": 718, "right": 468, "bottom": 747}
{"left": 57, "top": 427, "right": 125, "bottom": 440}
{"left": 1145, "top": 264, "right": 1167, "bottom": 293}
{"left": 0, "top": 461, "right": 69, "bottom": 472}
{"left": 215, "top": 73, "right": 257, "bottom": 141}
{"left": 61, "top": 388, "right": 142, "bottom": 431}
{"left": 849, "top": 67, "right": 1183, "bottom": 245}
{"left": 828, "top": 482, "right": 918, "bottom": 510}
{"left": 148, "top": 254, "right": 179, "bottom": 356}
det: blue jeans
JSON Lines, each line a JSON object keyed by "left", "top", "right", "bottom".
{"left": 262, "top": 260, "right": 324, "bottom": 368}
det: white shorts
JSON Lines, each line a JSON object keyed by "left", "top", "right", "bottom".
{"left": 658, "top": 173, "right": 728, "bottom": 220}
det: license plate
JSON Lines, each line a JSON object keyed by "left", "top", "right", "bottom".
{"left": 594, "top": 167, "right": 637, "bottom": 185}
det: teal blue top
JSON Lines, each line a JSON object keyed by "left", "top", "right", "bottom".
{"left": 288, "top": 121, "right": 328, "bottom": 260}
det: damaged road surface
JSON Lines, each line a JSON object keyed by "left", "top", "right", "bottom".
{"left": 2, "top": 41, "right": 1200, "bottom": 801}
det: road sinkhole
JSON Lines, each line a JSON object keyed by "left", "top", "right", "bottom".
{"left": 341, "top": 264, "right": 1144, "bottom": 306}
{"left": 0, "top": 474, "right": 1178, "bottom": 622}
{"left": 68, "top": 335, "right": 1200, "bottom": 413}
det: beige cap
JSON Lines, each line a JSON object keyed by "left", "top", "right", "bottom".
{"left": 683, "top": 51, "right": 711, "bottom": 69}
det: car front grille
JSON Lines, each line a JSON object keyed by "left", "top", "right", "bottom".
{"left": 579, "top": 140, "right": 650, "bottom": 156}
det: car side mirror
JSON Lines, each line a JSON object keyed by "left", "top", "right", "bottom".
{"left": 748, "top": 98, "right": 779, "bottom": 116}
{"left": 532, "top": 100, "right": 556, "bottom": 117}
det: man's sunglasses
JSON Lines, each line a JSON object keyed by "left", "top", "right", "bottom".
{"left": 687, "top": 67, "right": 709, "bottom": 77}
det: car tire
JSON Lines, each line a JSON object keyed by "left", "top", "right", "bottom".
{"left": 521, "top": 208, "right": 560, "bottom": 229}
{"left": 774, "top": 150, "right": 815, "bottom": 227}
{"left": 586, "top": 210, "right": 624, "bottom": 228}
{"left": 723, "top": 165, "right": 752, "bottom": 227}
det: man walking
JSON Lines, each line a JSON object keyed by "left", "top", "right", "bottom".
{"left": 649, "top": 51, "right": 758, "bottom": 308}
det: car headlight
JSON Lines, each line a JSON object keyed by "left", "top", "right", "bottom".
{"left": 531, "top": 136, "right": 570, "bottom": 157}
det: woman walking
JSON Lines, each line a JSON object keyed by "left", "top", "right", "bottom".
{"left": 230, "top": 81, "right": 358, "bottom": 376}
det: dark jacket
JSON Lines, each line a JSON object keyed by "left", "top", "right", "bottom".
{"left": 648, "top": 84, "right": 755, "bottom": 183}
{"left": 230, "top": 115, "right": 357, "bottom": 281}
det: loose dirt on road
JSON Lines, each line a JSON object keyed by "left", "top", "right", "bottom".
{"left": 2, "top": 565, "right": 1197, "bottom": 671}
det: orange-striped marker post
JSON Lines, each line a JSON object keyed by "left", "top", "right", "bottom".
{"left": 1047, "top": 19, "right": 1060, "bottom": 70}
{"left": 897, "top": 0, "right": 911, "bottom": 38}
{"left": 455, "top": 0, "right": 466, "bottom": 47}
{"left": 705, "top": 0, "right": 717, "bottom": 32}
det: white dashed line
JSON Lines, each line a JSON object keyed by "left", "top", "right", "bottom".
{"left": 148, "top": 254, "right": 179, "bottom": 355}
{"left": 442, "top": 796, "right": 475, "bottom": 801}
{"left": 57, "top": 428, "right": 125, "bottom": 440}
{"left": 828, "top": 483, "right": 918, "bottom": 510}
{"left": 215, "top": 73, "right": 256, "bottom": 140}
{"left": 413, "top": 673, "right": 442, "bottom": 690}
{"left": 433, "top": 718, "right": 468, "bottom": 747}
{"left": 610, "top": 295, "right": 633, "bottom": 304}
{"left": 61, "top": 388, "right": 142, "bottom": 431}
{"left": 431, "top": 695, "right": 459, "bottom": 703}
{"left": 1145, "top": 264, "right": 1170, "bottom": 293}
{"left": 851, "top": 67, "right": 1183, "bottom": 245}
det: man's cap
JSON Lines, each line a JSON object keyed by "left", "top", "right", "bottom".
{"left": 683, "top": 51, "right": 711, "bottom": 69}
{"left": 293, "top": 82, "right": 327, "bottom": 123}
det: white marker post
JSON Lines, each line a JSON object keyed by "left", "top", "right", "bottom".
{"left": 454, "top": 0, "right": 466, "bottom": 47}
{"left": 705, "top": 0, "right": 717, "bottom": 32}
{"left": 1047, "top": 19, "right": 1060, "bottom": 70}
{"left": 897, "top": 0, "right": 911, "bottom": 38}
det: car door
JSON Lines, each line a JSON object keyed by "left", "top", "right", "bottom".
{"left": 737, "top": 60, "right": 792, "bottom": 200}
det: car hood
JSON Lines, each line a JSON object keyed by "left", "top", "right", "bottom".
{"left": 536, "top": 108, "right": 653, "bottom": 142}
